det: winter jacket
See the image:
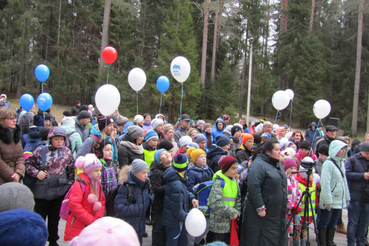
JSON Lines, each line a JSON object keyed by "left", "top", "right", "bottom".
{"left": 142, "top": 121, "right": 153, "bottom": 131}
{"left": 186, "top": 164, "right": 214, "bottom": 194}
{"left": 304, "top": 122, "right": 318, "bottom": 144}
{"left": 174, "top": 126, "right": 188, "bottom": 146}
{"left": 162, "top": 166, "right": 195, "bottom": 228}
{"left": 76, "top": 124, "right": 101, "bottom": 158}
{"left": 0, "top": 125, "right": 25, "bottom": 185}
{"left": 295, "top": 149, "right": 318, "bottom": 162}
{"left": 114, "top": 171, "right": 151, "bottom": 239}
{"left": 60, "top": 123, "right": 82, "bottom": 159}
{"left": 315, "top": 134, "right": 335, "bottom": 154}
{"left": 208, "top": 171, "right": 241, "bottom": 233}
{"left": 207, "top": 144, "right": 228, "bottom": 172}
{"left": 22, "top": 127, "right": 41, "bottom": 149}
{"left": 240, "top": 154, "right": 288, "bottom": 246}
{"left": 319, "top": 140, "right": 350, "bottom": 209}
{"left": 314, "top": 158, "right": 324, "bottom": 177}
{"left": 71, "top": 105, "right": 80, "bottom": 116}
{"left": 118, "top": 133, "right": 144, "bottom": 168}
{"left": 74, "top": 118, "right": 90, "bottom": 142}
{"left": 150, "top": 160, "right": 170, "bottom": 214}
{"left": 347, "top": 138, "right": 361, "bottom": 157}
{"left": 26, "top": 127, "right": 75, "bottom": 200}
{"left": 100, "top": 159, "right": 118, "bottom": 195}
{"left": 235, "top": 145, "right": 253, "bottom": 165}
{"left": 211, "top": 118, "right": 225, "bottom": 144}
{"left": 229, "top": 138, "right": 241, "bottom": 158}
{"left": 345, "top": 153, "right": 369, "bottom": 202}
{"left": 64, "top": 173, "right": 105, "bottom": 241}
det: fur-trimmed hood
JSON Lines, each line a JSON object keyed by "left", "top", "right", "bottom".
{"left": 0, "top": 125, "right": 21, "bottom": 144}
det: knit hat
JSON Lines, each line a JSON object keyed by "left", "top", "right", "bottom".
{"left": 127, "top": 125, "right": 145, "bottom": 142}
{"left": 158, "top": 140, "right": 174, "bottom": 151}
{"left": 216, "top": 135, "right": 231, "bottom": 147}
{"left": 187, "top": 142, "right": 199, "bottom": 149}
{"left": 204, "top": 123, "right": 212, "bottom": 130}
{"left": 93, "top": 138, "right": 112, "bottom": 159}
{"left": 317, "top": 144, "right": 329, "bottom": 156}
{"left": 194, "top": 133, "right": 206, "bottom": 144}
{"left": 75, "top": 154, "right": 103, "bottom": 178}
{"left": 38, "top": 127, "right": 50, "bottom": 141}
{"left": 69, "top": 217, "right": 140, "bottom": 246}
{"left": 61, "top": 116, "right": 75, "bottom": 126}
{"left": 80, "top": 105, "right": 88, "bottom": 112}
{"left": 116, "top": 116, "right": 129, "bottom": 126}
{"left": 0, "top": 183, "right": 35, "bottom": 213}
{"left": 173, "top": 154, "right": 189, "bottom": 172}
{"left": 134, "top": 115, "right": 144, "bottom": 124}
{"left": 78, "top": 110, "right": 91, "bottom": 120}
{"left": 231, "top": 125, "right": 242, "bottom": 136}
{"left": 151, "top": 118, "right": 164, "bottom": 130}
{"left": 241, "top": 133, "right": 254, "bottom": 145}
{"left": 187, "top": 147, "right": 206, "bottom": 163}
{"left": 197, "top": 120, "right": 205, "bottom": 126}
{"left": 63, "top": 110, "right": 72, "bottom": 117}
{"left": 283, "top": 158, "right": 297, "bottom": 171}
{"left": 299, "top": 140, "right": 311, "bottom": 150}
{"left": 131, "top": 159, "right": 149, "bottom": 175}
{"left": 163, "top": 124, "right": 174, "bottom": 134}
{"left": 361, "top": 141, "right": 369, "bottom": 152}
{"left": 144, "top": 130, "right": 159, "bottom": 142}
{"left": 97, "top": 115, "right": 114, "bottom": 131}
{"left": 261, "top": 132, "right": 272, "bottom": 142}
{"left": 0, "top": 209, "right": 48, "bottom": 246}
{"left": 179, "top": 136, "right": 192, "bottom": 147}
{"left": 219, "top": 155, "right": 238, "bottom": 173}
{"left": 154, "top": 149, "right": 166, "bottom": 164}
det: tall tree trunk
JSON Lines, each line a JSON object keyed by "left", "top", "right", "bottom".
{"left": 98, "top": 0, "right": 111, "bottom": 82}
{"left": 200, "top": 0, "right": 209, "bottom": 88}
{"left": 309, "top": 0, "right": 316, "bottom": 32}
{"left": 351, "top": 0, "right": 364, "bottom": 137}
{"left": 280, "top": 0, "right": 288, "bottom": 34}
{"left": 264, "top": 0, "right": 270, "bottom": 68}
{"left": 210, "top": 0, "right": 220, "bottom": 83}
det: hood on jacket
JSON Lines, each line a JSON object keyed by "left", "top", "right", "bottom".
{"left": 329, "top": 140, "right": 348, "bottom": 161}
{"left": 207, "top": 144, "right": 227, "bottom": 160}
{"left": 90, "top": 124, "right": 102, "bottom": 138}
{"left": 163, "top": 166, "right": 185, "bottom": 184}
{"left": 155, "top": 114, "right": 166, "bottom": 123}
{"left": 214, "top": 118, "right": 225, "bottom": 131}
{"left": 351, "top": 138, "right": 361, "bottom": 150}
{"left": 310, "top": 122, "right": 317, "bottom": 128}
{"left": 118, "top": 165, "right": 131, "bottom": 185}
{"left": 28, "top": 126, "right": 40, "bottom": 139}
{"left": 47, "top": 127, "right": 68, "bottom": 147}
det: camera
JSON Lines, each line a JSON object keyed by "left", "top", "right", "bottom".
{"left": 300, "top": 156, "right": 314, "bottom": 169}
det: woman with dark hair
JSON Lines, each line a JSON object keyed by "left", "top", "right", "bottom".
{"left": 240, "top": 139, "right": 288, "bottom": 246}
{"left": 118, "top": 125, "right": 145, "bottom": 168}
{"left": 0, "top": 107, "right": 25, "bottom": 185}
{"left": 290, "top": 130, "right": 304, "bottom": 151}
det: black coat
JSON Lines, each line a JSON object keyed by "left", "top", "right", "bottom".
{"left": 118, "top": 134, "right": 144, "bottom": 168}
{"left": 235, "top": 147, "right": 252, "bottom": 165}
{"left": 207, "top": 144, "right": 227, "bottom": 172}
{"left": 150, "top": 160, "right": 170, "bottom": 214}
{"left": 240, "top": 154, "right": 288, "bottom": 246}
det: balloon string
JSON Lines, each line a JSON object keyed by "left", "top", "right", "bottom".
{"left": 106, "top": 65, "right": 110, "bottom": 84}
{"left": 43, "top": 112, "right": 45, "bottom": 127}
{"left": 289, "top": 99, "right": 293, "bottom": 131}
{"left": 274, "top": 110, "right": 281, "bottom": 124}
{"left": 173, "top": 222, "right": 183, "bottom": 240}
{"left": 41, "top": 83, "right": 43, "bottom": 93}
{"left": 180, "top": 84, "right": 183, "bottom": 116}
{"left": 136, "top": 92, "right": 138, "bottom": 115}
{"left": 159, "top": 94, "right": 162, "bottom": 114}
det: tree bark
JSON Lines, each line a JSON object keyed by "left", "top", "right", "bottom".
{"left": 210, "top": 0, "right": 220, "bottom": 83}
{"left": 309, "top": 0, "right": 316, "bottom": 32}
{"left": 280, "top": 0, "right": 288, "bottom": 34}
{"left": 98, "top": 0, "right": 111, "bottom": 82}
{"left": 351, "top": 0, "right": 364, "bottom": 137}
{"left": 200, "top": 0, "right": 209, "bottom": 88}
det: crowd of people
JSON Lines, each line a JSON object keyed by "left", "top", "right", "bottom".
{"left": 0, "top": 98, "right": 369, "bottom": 246}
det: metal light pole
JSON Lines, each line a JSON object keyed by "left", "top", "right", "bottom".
{"left": 246, "top": 38, "right": 253, "bottom": 127}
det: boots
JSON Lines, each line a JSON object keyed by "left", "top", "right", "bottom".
{"left": 326, "top": 228, "right": 336, "bottom": 246}
{"left": 318, "top": 229, "right": 327, "bottom": 246}
{"left": 335, "top": 222, "right": 347, "bottom": 234}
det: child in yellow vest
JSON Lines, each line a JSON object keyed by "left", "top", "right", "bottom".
{"left": 142, "top": 130, "right": 158, "bottom": 168}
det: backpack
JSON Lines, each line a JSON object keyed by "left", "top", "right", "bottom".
{"left": 197, "top": 179, "right": 225, "bottom": 216}
{"left": 66, "top": 131, "right": 78, "bottom": 152}
{"left": 105, "top": 183, "right": 135, "bottom": 217}
{"left": 60, "top": 181, "right": 86, "bottom": 220}
{"left": 23, "top": 137, "right": 42, "bottom": 160}
{"left": 90, "top": 134, "right": 99, "bottom": 152}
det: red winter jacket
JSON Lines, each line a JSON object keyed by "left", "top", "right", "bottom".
{"left": 64, "top": 172, "right": 105, "bottom": 241}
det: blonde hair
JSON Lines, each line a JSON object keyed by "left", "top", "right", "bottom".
{"left": 0, "top": 107, "right": 16, "bottom": 126}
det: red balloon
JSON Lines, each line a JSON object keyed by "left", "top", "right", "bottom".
{"left": 102, "top": 46, "right": 118, "bottom": 64}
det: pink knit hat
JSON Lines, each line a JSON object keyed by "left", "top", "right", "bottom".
{"left": 283, "top": 158, "right": 297, "bottom": 171}
{"left": 69, "top": 217, "right": 140, "bottom": 246}
{"left": 75, "top": 154, "right": 102, "bottom": 179}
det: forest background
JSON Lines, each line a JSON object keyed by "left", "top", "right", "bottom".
{"left": 0, "top": 0, "right": 368, "bottom": 135}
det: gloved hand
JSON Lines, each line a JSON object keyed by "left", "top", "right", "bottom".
{"left": 346, "top": 200, "right": 350, "bottom": 208}
{"left": 325, "top": 204, "right": 332, "bottom": 211}
{"left": 294, "top": 214, "right": 301, "bottom": 225}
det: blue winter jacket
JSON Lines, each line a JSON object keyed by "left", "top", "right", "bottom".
{"left": 114, "top": 171, "right": 151, "bottom": 238}
{"left": 211, "top": 118, "right": 225, "bottom": 144}
{"left": 207, "top": 144, "right": 228, "bottom": 172}
{"left": 186, "top": 164, "right": 214, "bottom": 193}
{"left": 162, "top": 167, "right": 195, "bottom": 228}
{"left": 304, "top": 122, "right": 318, "bottom": 144}
{"left": 345, "top": 153, "right": 369, "bottom": 202}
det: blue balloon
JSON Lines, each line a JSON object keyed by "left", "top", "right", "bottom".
{"left": 35, "top": 64, "right": 50, "bottom": 82}
{"left": 37, "top": 93, "right": 53, "bottom": 111}
{"left": 19, "top": 94, "right": 34, "bottom": 111}
{"left": 156, "top": 76, "right": 170, "bottom": 93}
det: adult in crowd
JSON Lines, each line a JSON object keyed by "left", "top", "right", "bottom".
{"left": 211, "top": 118, "right": 226, "bottom": 143}
{"left": 174, "top": 114, "right": 191, "bottom": 145}
{"left": 118, "top": 125, "right": 145, "bottom": 168}
{"left": 353, "top": 132, "right": 369, "bottom": 155}
{"left": 163, "top": 123, "right": 177, "bottom": 156}
{"left": 195, "top": 119, "right": 205, "bottom": 133}
{"left": 0, "top": 182, "right": 35, "bottom": 212}
{"left": 345, "top": 141, "right": 369, "bottom": 246}
{"left": 75, "top": 110, "right": 91, "bottom": 142}
{"left": 0, "top": 107, "right": 25, "bottom": 185}
{"left": 290, "top": 130, "right": 305, "bottom": 151}
{"left": 60, "top": 117, "right": 82, "bottom": 158}
{"left": 155, "top": 113, "right": 167, "bottom": 124}
{"left": 76, "top": 115, "right": 114, "bottom": 158}
{"left": 315, "top": 125, "right": 337, "bottom": 154}
{"left": 71, "top": 100, "right": 81, "bottom": 116}
{"left": 207, "top": 135, "right": 231, "bottom": 172}
{"left": 239, "top": 117, "right": 250, "bottom": 133}
{"left": 262, "top": 121, "right": 278, "bottom": 139}
{"left": 142, "top": 113, "right": 152, "bottom": 131}
{"left": 0, "top": 94, "right": 11, "bottom": 108}
{"left": 318, "top": 140, "right": 350, "bottom": 246}
{"left": 222, "top": 114, "right": 230, "bottom": 126}
{"left": 19, "top": 112, "right": 34, "bottom": 134}
{"left": 134, "top": 114, "right": 144, "bottom": 127}
{"left": 305, "top": 122, "right": 319, "bottom": 145}
{"left": 240, "top": 139, "right": 288, "bottom": 246}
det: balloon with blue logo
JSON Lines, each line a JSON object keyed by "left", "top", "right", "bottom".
{"left": 19, "top": 94, "right": 34, "bottom": 111}
{"left": 156, "top": 76, "right": 170, "bottom": 93}
{"left": 35, "top": 64, "right": 50, "bottom": 83}
{"left": 170, "top": 56, "right": 191, "bottom": 115}
{"left": 37, "top": 93, "right": 53, "bottom": 111}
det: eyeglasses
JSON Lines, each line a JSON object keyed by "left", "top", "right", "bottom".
{"left": 5, "top": 118, "right": 16, "bottom": 121}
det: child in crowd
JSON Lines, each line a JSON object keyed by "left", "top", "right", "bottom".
{"left": 143, "top": 130, "right": 159, "bottom": 168}
{"left": 229, "top": 125, "right": 243, "bottom": 158}
{"left": 186, "top": 147, "right": 214, "bottom": 246}
{"left": 211, "top": 118, "right": 226, "bottom": 143}
{"left": 235, "top": 133, "right": 254, "bottom": 167}
{"left": 114, "top": 159, "right": 152, "bottom": 245}
{"left": 150, "top": 149, "right": 173, "bottom": 246}
{"left": 207, "top": 135, "right": 231, "bottom": 173}
{"left": 203, "top": 123, "right": 213, "bottom": 149}
{"left": 93, "top": 138, "right": 118, "bottom": 194}
{"left": 208, "top": 156, "right": 241, "bottom": 244}
{"left": 64, "top": 154, "right": 105, "bottom": 241}
{"left": 314, "top": 144, "right": 328, "bottom": 177}
{"left": 295, "top": 141, "right": 317, "bottom": 169}
{"left": 162, "top": 154, "right": 198, "bottom": 246}
{"left": 194, "top": 133, "right": 208, "bottom": 153}
{"left": 174, "top": 135, "right": 192, "bottom": 158}
{"left": 187, "top": 128, "right": 200, "bottom": 142}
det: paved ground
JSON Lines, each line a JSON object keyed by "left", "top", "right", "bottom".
{"left": 51, "top": 209, "right": 348, "bottom": 246}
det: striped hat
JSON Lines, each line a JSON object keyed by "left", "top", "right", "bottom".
{"left": 173, "top": 154, "right": 189, "bottom": 172}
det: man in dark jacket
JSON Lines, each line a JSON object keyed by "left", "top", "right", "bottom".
{"left": 174, "top": 114, "right": 191, "bottom": 146}
{"left": 315, "top": 125, "right": 337, "bottom": 153}
{"left": 71, "top": 101, "right": 81, "bottom": 116}
{"left": 345, "top": 141, "right": 369, "bottom": 246}
{"left": 305, "top": 122, "right": 318, "bottom": 144}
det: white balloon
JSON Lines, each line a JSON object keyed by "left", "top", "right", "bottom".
{"left": 128, "top": 68, "right": 147, "bottom": 91}
{"left": 272, "top": 90, "right": 290, "bottom": 110}
{"left": 185, "top": 208, "right": 206, "bottom": 237}
{"left": 170, "top": 56, "right": 191, "bottom": 83}
{"left": 285, "top": 89, "right": 295, "bottom": 100}
{"left": 95, "top": 84, "right": 121, "bottom": 116}
{"left": 313, "top": 99, "right": 331, "bottom": 119}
